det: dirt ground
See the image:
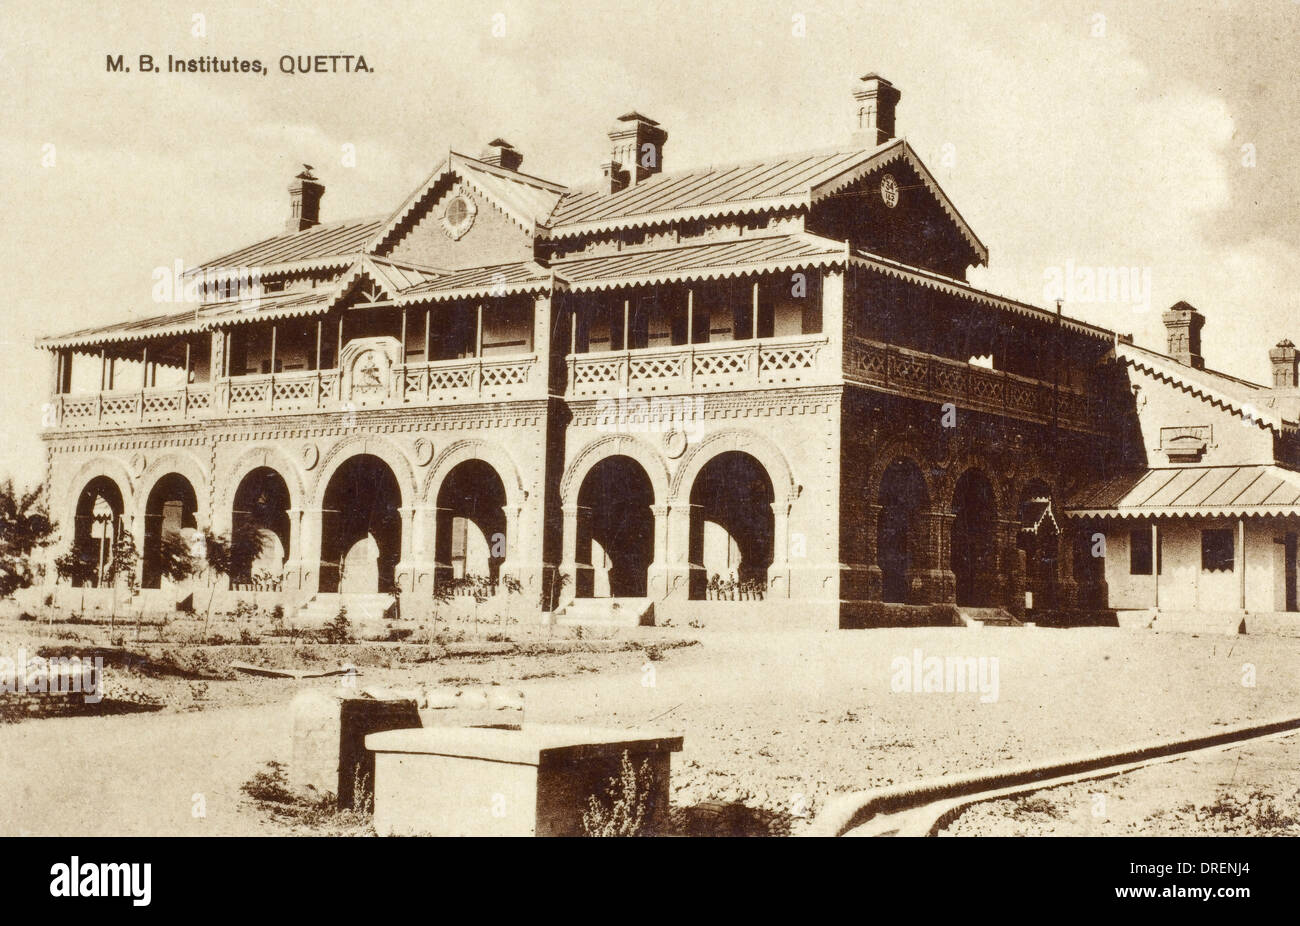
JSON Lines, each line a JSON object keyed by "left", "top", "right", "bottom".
{"left": 3, "top": 622, "right": 1300, "bottom": 836}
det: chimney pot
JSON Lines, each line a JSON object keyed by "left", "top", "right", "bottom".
{"left": 1270, "top": 338, "right": 1298, "bottom": 388}
{"left": 1161, "top": 301, "right": 1206, "bottom": 370}
{"left": 605, "top": 111, "right": 667, "bottom": 192}
{"left": 480, "top": 138, "right": 523, "bottom": 172}
{"left": 286, "top": 164, "right": 324, "bottom": 233}
{"left": 852, "top": 73, "right": 901, "bottom": 147}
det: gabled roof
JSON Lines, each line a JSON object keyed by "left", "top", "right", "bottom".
{"left": 1066, "top": 464, "right": 1300, "bottom": 519}
{"left": 369, "top": 152, "right": 568, "bottom": 254}
{"left": 1115, "top": 342, "right": 1292, "bottom": 431}
{"left": 190, "top": 216, "right": 386, "bottom": 277}
{"left": 545, "top": 138, "right": 988, "bottom": 265}
{"left": 549, "top": 233, "right": 846, "bottom": 292}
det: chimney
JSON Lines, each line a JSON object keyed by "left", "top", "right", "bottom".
{"left": 480, "top": 138, "right": 523, "bottom": 172}
{"left": 604, "top": 112, "right": 667, "bottom": 192}
{"left": 852, "top": 73, "right": 901, "bottom": 147}
{"left": 286, "top": 164, "right": 324, "bottom": 233}
{"left": 1270, "top": 339, "right": 1298, "bottom": 388}
{"left": 1161, "top": 301, "right": 1206, "bottom": 369}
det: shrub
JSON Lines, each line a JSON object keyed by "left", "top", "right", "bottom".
{"left": 319, "top": 607, "right": 354, "bottom": 645}
{"left": 582, "top": 751, "right": 655, "bottom": 837}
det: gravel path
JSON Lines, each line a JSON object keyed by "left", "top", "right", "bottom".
{"left": 3, "top": 626, "right": 1299, "bottom": 835}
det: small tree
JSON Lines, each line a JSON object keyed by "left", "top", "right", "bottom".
{"left": 0, "top": 480, "right": 55, "bottom": 599}
{"left": 196, "top": 521, "right": 266, "bottom": 639}
{"left": 103, "top": 527, "right": 140, "bottom": 631}
{"left": 54, "top": 538, "right": 100, "bottom": 616}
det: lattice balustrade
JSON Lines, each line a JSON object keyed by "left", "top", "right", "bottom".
{"left": 142, "top": 392, "right": 183, "bottom": 418}
{"left": 428, "top": 366, "right": 474, "bottom": 392}
{"left": 272, "top": 376, "right": 317, "bottom": 405}
{"left": 100, "top": 396, "right": 139, "bottom": 419}
{"left": 968, "top": 369, "right": 1006, "bottom": 405}
{"left": 628, "top": 355, "right": 682, "bottom": 381}
{"left": 889, "top": 353, "right": 930, "bottom": 391}
{"left": 759, "top": 343, "right": 819, "bottom": 372}
{"left": 187, "top": 391, "right": 211, "bottom": 410}
{"left": 228, "top": 380, "right": 270, "bottom": 407}
{"left": 402, "top": 369, "right": 427, "bottom": 400}
{"left": 60, "top": 398, "right": 97, "bottom": 423}
{"left": 693, "top": 349, "right": 748, "bottom": 378}
{"left": 930, "top": 363, "right": 966, "bottom": 396}
{"left": 481, "top": 361, "right": 530, "bottom": 387}
{"left": 574, "top": 359, "right": 622, "bottom": 385}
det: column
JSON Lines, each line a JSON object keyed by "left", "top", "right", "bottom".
{"left": 914, "top": 509, "right": 956, "bottom": 604}
{"left": 767, "top": 499, "right": 792, "bottom": 599}
{"left": 1056, "top": 524, "right": 1079, "bottom": 610}
{"left": 283, "top": 508, "right": 322, "bottom": 594}
{"left": 864, "top": 502, "right": 884, "bottom": 601}
{"left": 997, "top": 517, "right": 1026, "bottom": 617}
{"left": 646, "top": 503, "right": 671, "bottom": 600}
{"left": 559, "top": 503, "right": 592, "bottom": 600}
{"left": 821, "top": 268, "right": 845, "bottom": 373}
{"left": 664, "top": 503, "right": 697, "bottom": 602}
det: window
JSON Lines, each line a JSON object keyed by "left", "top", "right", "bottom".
{"left": 1201, "top": 529, "right": 1235, "bottom": 572}
{"left": 1129, "top": 528, "right": 1153, "bottom": 575}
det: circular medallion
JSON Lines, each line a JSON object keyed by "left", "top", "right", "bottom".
{"left": 414, "top": 437, "right": 434, "bottom": 467}
{"left": 663, "top": 429, "right": 687, "bottom": 460}
{"left": 301, "top": 443, "right": 319, "bottom": 470}
{"left": 879, "top": 173, "right": 900, "bottom": 209}
{"left": 439, "top": 193, "right": 477, "bottom": 240}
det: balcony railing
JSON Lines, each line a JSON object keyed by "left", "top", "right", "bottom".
{"left": 398, "top": 354, "right": 537, "bottom": 404}
{"left": 844, "top": 336, "right": 1096, "bottom": 432}
{"left": 47, "top": 354, "right": 540, "bottom": 430}
{"left": 566, "top": 334, "right": 831, "bottom": 397}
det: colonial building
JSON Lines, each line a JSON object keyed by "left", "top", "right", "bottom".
{"left": 36, "top": 74, "right": 1300, "bottom": 628}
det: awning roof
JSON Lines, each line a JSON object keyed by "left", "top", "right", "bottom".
{"left": 550, "top": 234, "right": 846, "bottom": 292}
{"left": 39, "top": 289, "right": 336, "bottom": 349}
{"left": 1066, "top": 465, "right": 1300, "bottom": 519}
{"left": 393, "top": 261, "right": 553, "bottom": 304}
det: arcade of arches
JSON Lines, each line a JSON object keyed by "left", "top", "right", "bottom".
{"left": 62, "top": 446, "right": 1084, "bottom": 614}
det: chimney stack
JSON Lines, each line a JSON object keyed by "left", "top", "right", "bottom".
{"left": 286, "top": 165, "right": 324, "bottom": 233}
{"left": 480, "top": 138, "right": 523, "bottom": 172}
{"left": 1162, "top": 301, "right": 1206, "bottom": 369}
{"left": 852, "top": 73, "right": 901, "bottom": 147}
{"left": 604, "top": 112, "right": 667, "bottom": 193}
{"left": 1270, "top": 339, "right": 1298, "bottom": 388}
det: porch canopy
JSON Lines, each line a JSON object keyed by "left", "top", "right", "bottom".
{"left": 1065, "top": 464, "right": 1300, "bottom": 520}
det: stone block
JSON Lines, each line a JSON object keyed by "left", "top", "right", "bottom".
{"left": 366, "top": 725, "right": 682, "bottom": 836}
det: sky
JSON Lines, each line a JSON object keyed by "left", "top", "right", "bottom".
{"left": 1, "top": 0, "right": 1297, "bottom": 488}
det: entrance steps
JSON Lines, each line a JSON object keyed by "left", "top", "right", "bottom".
{"left": 554, "top": 597, "right": 653, "bottom": 627}
{"left": 958, "top": 607, "right": 1022, "bottom": 627}
{"left": 1149, "top": 610, "right": 1245, "bottom": 636}
{"left": 296, "top": 592, "right": 396, "bottom": 625}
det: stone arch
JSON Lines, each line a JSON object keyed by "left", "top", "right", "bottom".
{"left": 311, "top": 434, "right": 417, "bottom": 510}
{"left": 865, "top": 437, "right": 939, "bottom": 507}
{"left": 562, "top": 434, "right": 670, "bottom": 507}
{"left": 216, "top": 445, "right": 307, "bottom": 521}
{"left": 423, "top": 439, "right": 526, "bottom": 508}
{"left": 136, "top": 451, "right": 211, "bottom": 526}
{"left": 62, "top": 457, "right": 137, "bottom": 535}
{"left": 669, "top": 429, "right": 796, "bottom": 508}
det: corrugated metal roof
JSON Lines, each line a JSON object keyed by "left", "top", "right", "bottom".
{"left": 1066, "top": 465, "right": 1300, "bottom": 518}
{"left": 550, "top": 234, "right": 844, "bottom": 291}
{"left": 551, "top": 146, "right": 877, "bottom": 229}
{"left": 193, "top": 216, "right": 385, "bottom": 272}
{"left": 39, "top": 289, "right": 336, "bottom": 348}
{"left": 394, "top": 261, "right": 551, "bottom": 303}
{"left": 1117, "top": 343, "right": 1289, "bottom": 430}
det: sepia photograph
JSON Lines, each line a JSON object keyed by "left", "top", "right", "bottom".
{"left": 0, "top": 0, "right": 1294, "bottom": 904}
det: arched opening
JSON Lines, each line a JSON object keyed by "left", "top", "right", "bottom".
{"left": 72, "top": 476, "right": 124, "bottom": 588}
{"left": 321, "top": 455, "right": 401, "bottom": 593}
{"left": 689, "top": 451, "right": 775, "bottom": 599}
{"left": 143, "top": 473, "right": 199, "bottom": 590}
{"left": 877, "top": 459, "right": 929, "bottom": 603}
{"left": 435, "top": 460, "right": 508, "bottom": 590}
{"left": 951, "top": 469, "right": 997, "bottom": 607}
{"left": 1017, "top": 479, "right": 1059, "bottom": 611}
{"left": 576, "top": 456, "right": 654, "bottom": 598}
{"left": 232, "top": 467, "right": 292, "bottom": 587}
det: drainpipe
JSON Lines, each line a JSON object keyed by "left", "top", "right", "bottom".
{"left": 1239, "top": 517, "right": 1246, "bottom": 611}
{"left": 1151, "top": 520, "right": 1159, "bottom": 611}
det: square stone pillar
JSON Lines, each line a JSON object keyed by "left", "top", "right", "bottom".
{"left": 283, "top": 507, "right": 323, "bottom": 595}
